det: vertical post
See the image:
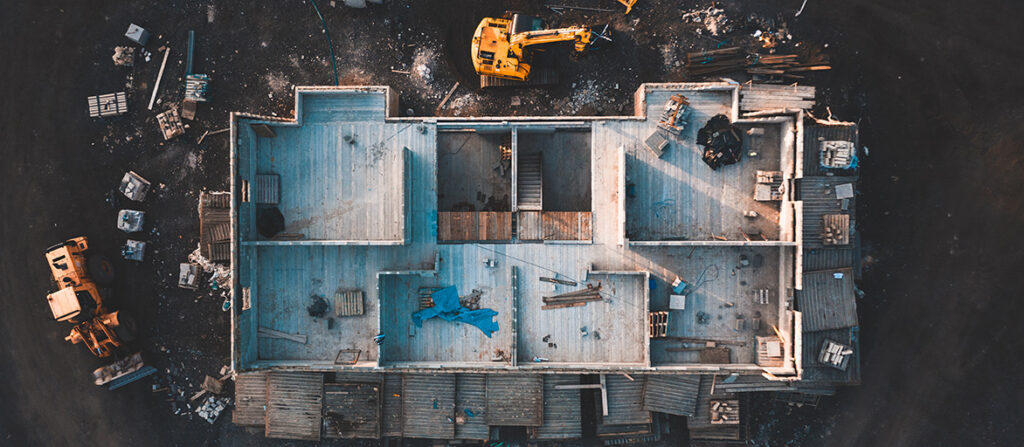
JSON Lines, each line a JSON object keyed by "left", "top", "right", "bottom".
{"left": 186, "top": 30, "right": 195, "bottom": 75}
{"left": 599, "top": 374, "right": 608, "bottom": 416}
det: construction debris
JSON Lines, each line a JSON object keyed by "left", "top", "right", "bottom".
{"left": 539, "top": 276, "right": 577, "bottom": 286}
{"left": 697, "top": 114, "right": 743, "bottom": 170}
{"left": 147, "top": 47, "right": 170, "bottom": 110}
{"left": 820, "top": 140, "right": 856, "bottom": 168}
{"left": 818, "top": 338, "right": 854, "bottom": 370}
{"left": 682, "top": 5, "right": 732, "bottom": 37}
{"left": 434, "top": 81, "right": 459, "bottom": 115}
{"left": 124, "top": 23, "right": 150, "bottom": 45}
{"left": 119, "top": 171, "right": 151, "bottom": 201}
{"left": 117, "top": 209, "right": 145, "bottom": 233}
{"left": 112, "top": 46, "right": 134, "bottom": 66}
{"left": 156, "top": 108, "right": 185, "bottom": 140}
{"left": 657, "top": 94, "right": 691, "bottom": 135}
{"left": 178, "top": 263, "right": 200, "bottom": 289}
{"left": 741, "top": 83, "right": 815, "bottom": 112}
{"left": 122, "top": 239, "right": 146, "bottom": 261}
{"left": 710, "top": 399, "right": 740, "bottom": 424}
{"left": 685, "top": 46, "right": 830, "bottom": 78}
{"left": 196, "top": 396, "right": 231, "bottom": 424}
{"left": 541, "top": 283, "right": 603, "bottom": 309}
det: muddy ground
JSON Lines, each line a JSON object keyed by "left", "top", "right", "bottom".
{"left": 1, "top": 0, "right": 1023, "bottom": 445}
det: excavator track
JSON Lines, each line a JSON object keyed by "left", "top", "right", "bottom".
{"left": 480, "top": 68, "right": 559, "bottom": 88}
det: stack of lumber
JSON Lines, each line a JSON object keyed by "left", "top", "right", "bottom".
{"left": 684, "top": 47, "right": 831, "bottom": 78}
{"left": 685, "top": 47, "right": 748, "bottom": 77}
{"left": 541, "top": 283, "right": 603, "bottom": 310}
{"left": 740, "top": 84, "right": 815, "bottom": 112}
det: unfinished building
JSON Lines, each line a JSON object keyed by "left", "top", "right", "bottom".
{"left": 227, "top": 83, "right": 861, "bottom": 442}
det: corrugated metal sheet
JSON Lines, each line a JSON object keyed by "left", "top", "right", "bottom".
{"left": 803, "top": 246, "right": 858, "bottom": 273}
{"left": 798, "top": 268, "right": 858, "bottom": 331}
{"left": 402, "top": 374, "right": 455, "bottom": 439}
{"left": 531, "top": 375, "right": 582, "bottom": 440}
{"left": 486, "top": 374, "right": 543, "bottom": 426}
{"left": 382, "top": 374, "right": 403, "bottom": 437}
{"left": 800, "top": 176, "right": 858, "bottom": 249}
{"left": 642, "top": 374, "right": 700, "bottom": 416}
{"left": 323, "top": 382, "right": 381, "bottom": 439}
{"left": 232, "top": 371, "right": 267, "bottom": 426}
{"left": 265, "top": 371, "right": 324, "bottom": 441}
{"left": 455, "top": 374, "right": 488, "bottom": 440}
{"left": 602, "top": 375, "right": 651, "bottom": 425}
{"left": 803, "top": 123, "right": 858, "bottom": 176}
{"left": 331, "top": 371, "right": 381, "bottom": 384}
{"left": 802, "top": 327, "right": 861, "bottom": 385}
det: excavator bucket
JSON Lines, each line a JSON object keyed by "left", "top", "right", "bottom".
{"left": 619, "top": 0, "right": 638, "bottom": 14}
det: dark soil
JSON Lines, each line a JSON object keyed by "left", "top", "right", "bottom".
{"left": 1, "top": 0, "right": 1023, "bottom": 446}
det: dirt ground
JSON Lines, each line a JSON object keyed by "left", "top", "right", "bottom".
{"left": 1, "top": 0, "right": 1023, "bottom": 446}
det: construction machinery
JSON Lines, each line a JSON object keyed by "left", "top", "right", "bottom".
{"left": 66, "top": 311, "right": 135, "bottom": 358}
{"left": 45, "top": 237, "right": 113, "bottom": 322}
{"left": 471, "top": 13, "right": 603, "bottom": 88}
{"left": 45, "top": 237, "right": 133, "bottom": 358}
{"left": 618, "top": 0, "right": 638, "bottom": 14}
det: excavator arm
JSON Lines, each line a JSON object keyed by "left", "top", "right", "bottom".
{"left": 509, "top": 27, "right": 593, "bottom": 53}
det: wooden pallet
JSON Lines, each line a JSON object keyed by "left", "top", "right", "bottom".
{"left": 334, "top": 290, "right": 364, "bottom": 317}
{"left": 156, "top": 108, "right": 184, "bottom": 140}
{"left": 88, "top": 92, "right": 128, "bottom": 118}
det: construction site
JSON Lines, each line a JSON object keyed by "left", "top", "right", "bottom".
{"left": 5, "top": 0, "right": 1024, "bottom": 446}
{"left": 223, "top": 79, "right": 861, "bottom": 442}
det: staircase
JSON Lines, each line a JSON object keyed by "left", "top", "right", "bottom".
{"left": 517, "top": 152, "right": 543, "bottom": 211}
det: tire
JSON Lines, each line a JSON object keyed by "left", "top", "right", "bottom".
{"left": 88, "top": 254, "right": 115, "bottom": 286}
{"left": 113, "top": 312, "right": 137, "bottom": 342}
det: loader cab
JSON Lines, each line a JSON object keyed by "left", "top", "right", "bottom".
{"left": 46, "top": 285, "right": 101, "bottom": 323}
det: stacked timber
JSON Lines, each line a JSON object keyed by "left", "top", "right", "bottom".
{"left": 541, "top": 283, "right": 603, "bottom": 310}
{"left": 684, "top": 47, "right": 830, "bottom": 78}
{"left": 740, "top": 84, "right": 815, "bottom": 112}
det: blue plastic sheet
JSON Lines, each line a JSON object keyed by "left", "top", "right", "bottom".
{"left": 411, "top": 286, "right": 499, "bottom": 337}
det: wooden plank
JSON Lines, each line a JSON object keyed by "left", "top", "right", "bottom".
{"left": 540, "top": 277, "right": 577, "bottom": 286}
{"left": 542, "top": 211, "right": 592, "bottom": 241}
{"left": 518, "top": 211, "right": 543, "bottom": 241}
{"left": 438, "top": 212, "right": 511, "bottom": 242}
{"left": 542, "top": 295, "right": 602, "bottom": 304}
{"left": 258, "top": 327, "right": 308, "bottom": 344}
{"left": 542, "top": 302, "right": 587, "bottom": 310}
{"left": 265, "top": 372, "right": 323, "bottom": 441}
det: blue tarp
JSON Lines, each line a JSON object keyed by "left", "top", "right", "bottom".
{"left": 411, "top": 286, "right": 499, "bottom": 337}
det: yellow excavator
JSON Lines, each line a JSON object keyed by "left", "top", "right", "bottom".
{"left": 45, "top": 237, "right": 134, "bottom": 358}
{"left": 471, "top": 13, "right": 607, "bottom": 88}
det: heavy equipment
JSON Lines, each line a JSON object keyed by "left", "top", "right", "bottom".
{"left": 45, "top": 237, "right": 133, "bottom": 358}
{"left": 45, "top": 237, "right": 113, "bottom": 322}
{"left": 471, "top": 13, "right": 601, "bottom": 88}
{"left": 66, "top": 311, "right": 135, "bottom": 358}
